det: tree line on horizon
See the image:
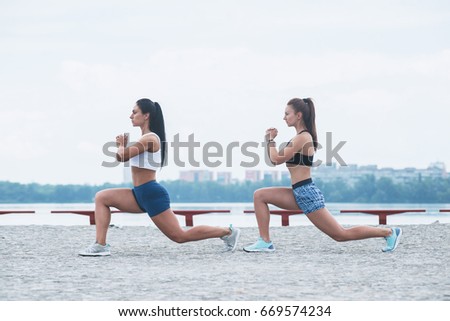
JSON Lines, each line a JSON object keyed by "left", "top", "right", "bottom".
{"left": 0, "top": 175, "right": 449, "bottom": 204}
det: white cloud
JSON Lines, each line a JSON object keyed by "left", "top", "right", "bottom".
{"left": 54, "top": 48, "right": 450, "bottom": 175}
{"left": 412, "top": 49, "right": 450, "bottom": 79}
{"left": 1, "top": 1, "right": 450, "bottom": 184}
{"left": 60, "top": 60, "right": 122, "bottom": 91}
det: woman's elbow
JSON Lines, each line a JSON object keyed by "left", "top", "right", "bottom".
{"left": 116, "top": 153, "right": 126, "bottom": 162}
{"left": 271, "top": 157, "right": 285, "bottom": 166}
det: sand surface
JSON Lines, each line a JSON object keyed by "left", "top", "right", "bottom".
{"left": 1, "top": 224, "right": 449, "bottom": 300}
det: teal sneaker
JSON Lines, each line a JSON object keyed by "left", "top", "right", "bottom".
{"left": 243, "top": 237, "right": 275, "bottom": 252}
{"left": 382, "top": 227, "right": 402, "bottom": 252}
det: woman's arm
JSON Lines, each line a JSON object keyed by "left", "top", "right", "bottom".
{"left": 266, "top": 129, "right": 312, "bottom": 165}
{"left": 116, "top": 133, "right": 159, "bottom": 162}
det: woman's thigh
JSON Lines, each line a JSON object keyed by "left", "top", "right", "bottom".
{"left": 96, "top": 188, "right": 144, "bottom": 213}
{"left": 255, "top": 187, "right": 300, "bottom": 210}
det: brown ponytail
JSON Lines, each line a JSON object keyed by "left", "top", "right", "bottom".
{"left": 287, "top": 97, "right": 318, "bottom": 150}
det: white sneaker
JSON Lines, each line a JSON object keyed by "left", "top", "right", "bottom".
{"left": 221, "top": 225, "right": 241, "bottom": 252}
{"left": 79, "top": 242, "right": 111, "bottom": 256}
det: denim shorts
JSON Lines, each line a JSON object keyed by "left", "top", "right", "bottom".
{"left": 292, "top": 178, "right": 325, "bottom": 214}
{"left": 132, "top": 180, "right": 171, "bottom": 217}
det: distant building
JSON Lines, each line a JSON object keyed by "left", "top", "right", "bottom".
{"left": 179, "top": 170, "right": 213, "bottom": 182}
{"left": 245, "top": 170, "right": 262, "bottom": 182}
{"left": 426, "top": 162, "right": 448, "bottom": 178}
{"left": 312, "top": 162, "right": 448, "bottom": 185}
{"left": 217, "top": 172, "right": 232, "bottom": 185}
{"left": 176, "top": 162, "right": 448, "bottom": 184}
{"left": 281, "top": 171, "right": 290, "bottom": 182}
{"left": 264, "top": 171, "right": 280, "bottom": 182}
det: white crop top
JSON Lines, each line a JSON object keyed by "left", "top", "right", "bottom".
{"left": 129, "top": 133, "right": 162, "bottom": 170}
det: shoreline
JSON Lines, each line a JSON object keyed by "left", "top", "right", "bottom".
{"left": 2, "top": 202, "right": 450, "bottom": 226}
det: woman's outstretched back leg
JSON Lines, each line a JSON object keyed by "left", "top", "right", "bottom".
{"left": 306, "top": 207, "right": 392, "bottom": 241}
{"left": 151, "top": 209, "right": 240, "bottom": 251}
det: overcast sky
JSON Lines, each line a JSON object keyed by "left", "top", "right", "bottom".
{"left": 1, "top": 0, "right": 449, "bottom": 185}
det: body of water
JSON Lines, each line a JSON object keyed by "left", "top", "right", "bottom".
{"left": 0, "top": 202, "right": 449, "bottom": 226}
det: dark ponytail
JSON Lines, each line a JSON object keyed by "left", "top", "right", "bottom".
{"left": 136, "top": 98, "right": 167, "bottom": 167}
{"left": 287, "top": 97, "right": 318, "bottom": 150}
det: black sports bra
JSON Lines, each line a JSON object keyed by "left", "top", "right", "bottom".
{"left": 285, "top": 130, "right": 314, "bottom": 167}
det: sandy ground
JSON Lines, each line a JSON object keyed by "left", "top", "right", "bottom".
{"left": 1, "top": 224, "right": 449, "bottom": 301}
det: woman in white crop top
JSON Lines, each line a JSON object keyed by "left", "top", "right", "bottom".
{"left": 79, "top": 98, "right": 240, "bottom": 256}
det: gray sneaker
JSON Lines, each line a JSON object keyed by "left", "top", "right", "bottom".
{"left": 221, "top": 225, "right": 241, "bottom": 252}
{"left": 79, "top": 242, "right": 111, "bottom": 256}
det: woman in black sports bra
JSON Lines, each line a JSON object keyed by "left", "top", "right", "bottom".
{"left": 243, "top": 98, "right": 402, "bottom": 253}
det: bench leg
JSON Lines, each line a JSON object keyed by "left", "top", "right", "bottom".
{"left": 281, "top": 215, "right": 290, "bottom": 226}
{"left": 379, "top": 214, "right": 387, "bottom": 225}
{"left": 89, "top": 213, "right": 96, "bottom": 225}
{"left": 185, "top": 214, "right": 194, "bottom": 227}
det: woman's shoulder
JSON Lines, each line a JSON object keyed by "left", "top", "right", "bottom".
{"left": 290, "top": 131, "right": 312, "bottom": 147}
{"left": 139, "top": 132, "right": 160, "bottom": 152}
{"left": 140, "top": 132, "right": 160, "bottom": 141}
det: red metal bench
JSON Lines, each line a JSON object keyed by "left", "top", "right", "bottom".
{"left": 0, "top": 210, "right": 35, "bottom": 215}
{"left": 51, "top": 209, "right": 230, "bottom": 226}
{"left": 439, "top": 209, "right": 450, "bottom": 212}
{"left": 51, "top": 210, "right": 123, "bottom": 225}
{"left": 340, "top": 209, "right": 426, "bottom": 225}
{"left": 173, "top": 210, "right": 231, "bottom": 226}
{"left": 244, "top": 209, "right": 304, "bottom": 226}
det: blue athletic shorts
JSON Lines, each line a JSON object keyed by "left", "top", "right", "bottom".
{"left": 292, "top": 178, "right": 325, "bottom": 214}
{"left": 132, "top": 180, "right": 171, "bottom": 217}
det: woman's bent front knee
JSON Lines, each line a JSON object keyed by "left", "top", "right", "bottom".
{"left": 253, "top": 188, "right": 268, "bottom": 202}
{"left": 95, "top": 190, "right": 108, "bottom": 204}
{"left": 95, "top": 189, "right": 119, "bottom": 207}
